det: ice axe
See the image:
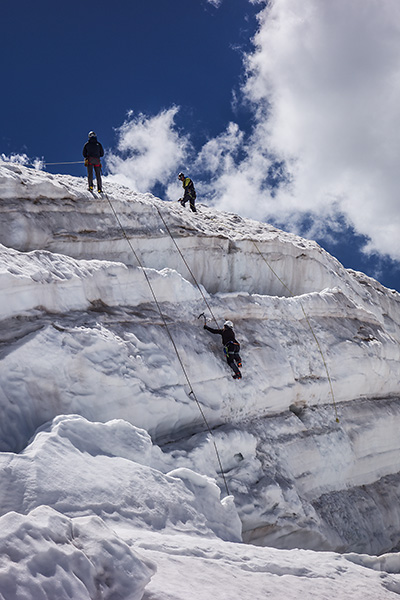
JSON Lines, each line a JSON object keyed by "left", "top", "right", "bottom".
{"left": 197, "top": 312, "right": 206, "bottom": 325}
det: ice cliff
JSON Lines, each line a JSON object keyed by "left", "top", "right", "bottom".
{"left": 1, "top": 161, "right": 400, "bottom": 599}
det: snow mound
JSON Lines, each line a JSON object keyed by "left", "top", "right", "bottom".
{"left": 0, "top": 506, "right": 155, "bottom": 600}
{"left": 0, "top": 415, "right": 242, "bottom": 543}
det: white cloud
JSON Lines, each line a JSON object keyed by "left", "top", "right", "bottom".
{"left": 194, "top": 121, "right": 275, "bottom": 219}
{"left": 234, "top": 0, "right": 400, "bottom": 258}
{"left": 196, "top": 122, "right": 244, "bottom": 176}
{"left": 106, "top": 107, "right": 191, "bottom": 194}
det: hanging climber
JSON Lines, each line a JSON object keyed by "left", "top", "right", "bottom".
{"left": 178, "top": 172, "right": 197, "bottom": 213}
{"left": 83, "top": 131, "right": 104, "bottom": 193}
{"left": 203, "top": 319, "right": 242, "bottom": 379}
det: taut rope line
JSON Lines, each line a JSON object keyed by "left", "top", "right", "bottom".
{"left": 44, "top": 161, "right": 85, "bottom": 166}
{"left": 105, "top": 194, "right": 231, "bottom": 496}
{"left": 252, "top": 240, "right": 339, "bottom": 423}
{"left": 154, "top": 205, "right": 219, "bottom": 328}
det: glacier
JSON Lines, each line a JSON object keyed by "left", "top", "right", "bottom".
{"left": 1, "top": 161, "right": 400, "bottom": 598}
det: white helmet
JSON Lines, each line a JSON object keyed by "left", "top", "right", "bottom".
{"left": 88, "top": 131, "right": 96, "bottom": 138}
{"left": 224, "top": 320, "right": 233, "bottom": 328}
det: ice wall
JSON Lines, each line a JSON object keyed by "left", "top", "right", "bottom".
{"left": 1, "top": 162, "right": 400, "bottom": 556}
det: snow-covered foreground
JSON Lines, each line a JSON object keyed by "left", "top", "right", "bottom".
{"left": 1, "top": 162, "right": 400, "bottom": 598}
{"left": 2, "top": 414, "right": 400, "bottom": 600}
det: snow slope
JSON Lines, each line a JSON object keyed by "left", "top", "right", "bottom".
{"left": 1, "top": 162, "right": 400, "bottom": 598}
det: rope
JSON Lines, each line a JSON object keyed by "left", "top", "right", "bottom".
{"left": 252, "top": 240, "right": 339, "bottom": 423}
{"left": 44, "top": 161, "right": 85, "bottom": 166}
{"left": 154, "top": 205, "right": 219, "bottom": 328}
{"left": 104, "top": 193, "right": 230, "bottom": 496}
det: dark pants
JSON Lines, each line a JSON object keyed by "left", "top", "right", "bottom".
{"left": 87, "top": 163, "right": 102, "bottom": 191}
{"left": 181, "top": 195, "right": 196, "bottom": 212}
{"left": 227, "top": 354, "right": 241, "bottom": 376}
{"left": 224, "top": 342, "right": 242, "bottom": 376}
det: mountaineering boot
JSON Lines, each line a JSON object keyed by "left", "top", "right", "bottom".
{"left": 97, "top": 189, "right": 102, "bottom": 193}
{"left": 232, "top": 373, "right": 242, "bottom": 380}
{"left": 88, "top": 185, "right": 93, "bottom": 191}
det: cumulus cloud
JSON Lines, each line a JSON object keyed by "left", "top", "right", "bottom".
{"left": 106, "top": 107, "right": 191, "bottom": 193}
{"left": 236, "top": 0, "right": 400, "bottom": 258}
{"left": 194, "top": 121, "right": 276, "bottom": 219}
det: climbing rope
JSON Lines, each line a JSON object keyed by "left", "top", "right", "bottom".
{"left": 154, "top": 205, "right": 219, "bottom": 328}
{"left": 153, "top": 203, "right": 337, "bottom": 421}
{"left": 44, "top": 161, "right": 85, "bottom": 166}
{"left": 252, "top": 240, "right": 339, "bottom": 423}
{"left": 104, "top": 193, "right": 230, "bottom": 496}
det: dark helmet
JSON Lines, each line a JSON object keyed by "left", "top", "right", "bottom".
{"left": 88, "top": 131, "right": 97, "bottom": 139}
{"left": 178, "top": 172, "right": 185, "bottom": 179}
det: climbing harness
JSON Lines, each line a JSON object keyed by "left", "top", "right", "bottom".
{"left": 252, "top": 240, "right": 339, "bottom": 423}
{"left": 224, "top": 341, "right": 240, "bottom": 358}
{"left": 104, "top": 193, "right": 231, "bottom": 497}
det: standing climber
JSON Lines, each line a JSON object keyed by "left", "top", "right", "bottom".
{"left": 203, "top": 319, "right": 242, "bottom": 379}
{"left": 178, "top": 172, "right": 197, "bottom": 213}
{"left": 83, "top": 131, "right": 104, "bottom": 193}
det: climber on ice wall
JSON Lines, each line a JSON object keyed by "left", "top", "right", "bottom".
{"left": 203, "top": 319, "right": 242, "bottom": 379}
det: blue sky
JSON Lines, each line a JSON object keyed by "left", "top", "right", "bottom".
{"left": 1, "top": 0, "right": 257, "bottom": 166}
{"left": 2, "top": 0, "right": 400, "bottom": 291}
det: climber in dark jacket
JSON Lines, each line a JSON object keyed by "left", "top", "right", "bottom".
{"left": 178, "top": 172, "right": 197, "bottom": 212}
{"left": 83, "top": 131, "right": 104, "bottom": 192}
{"left": 204, "top": 320, "right": 242, "bottom": 379}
